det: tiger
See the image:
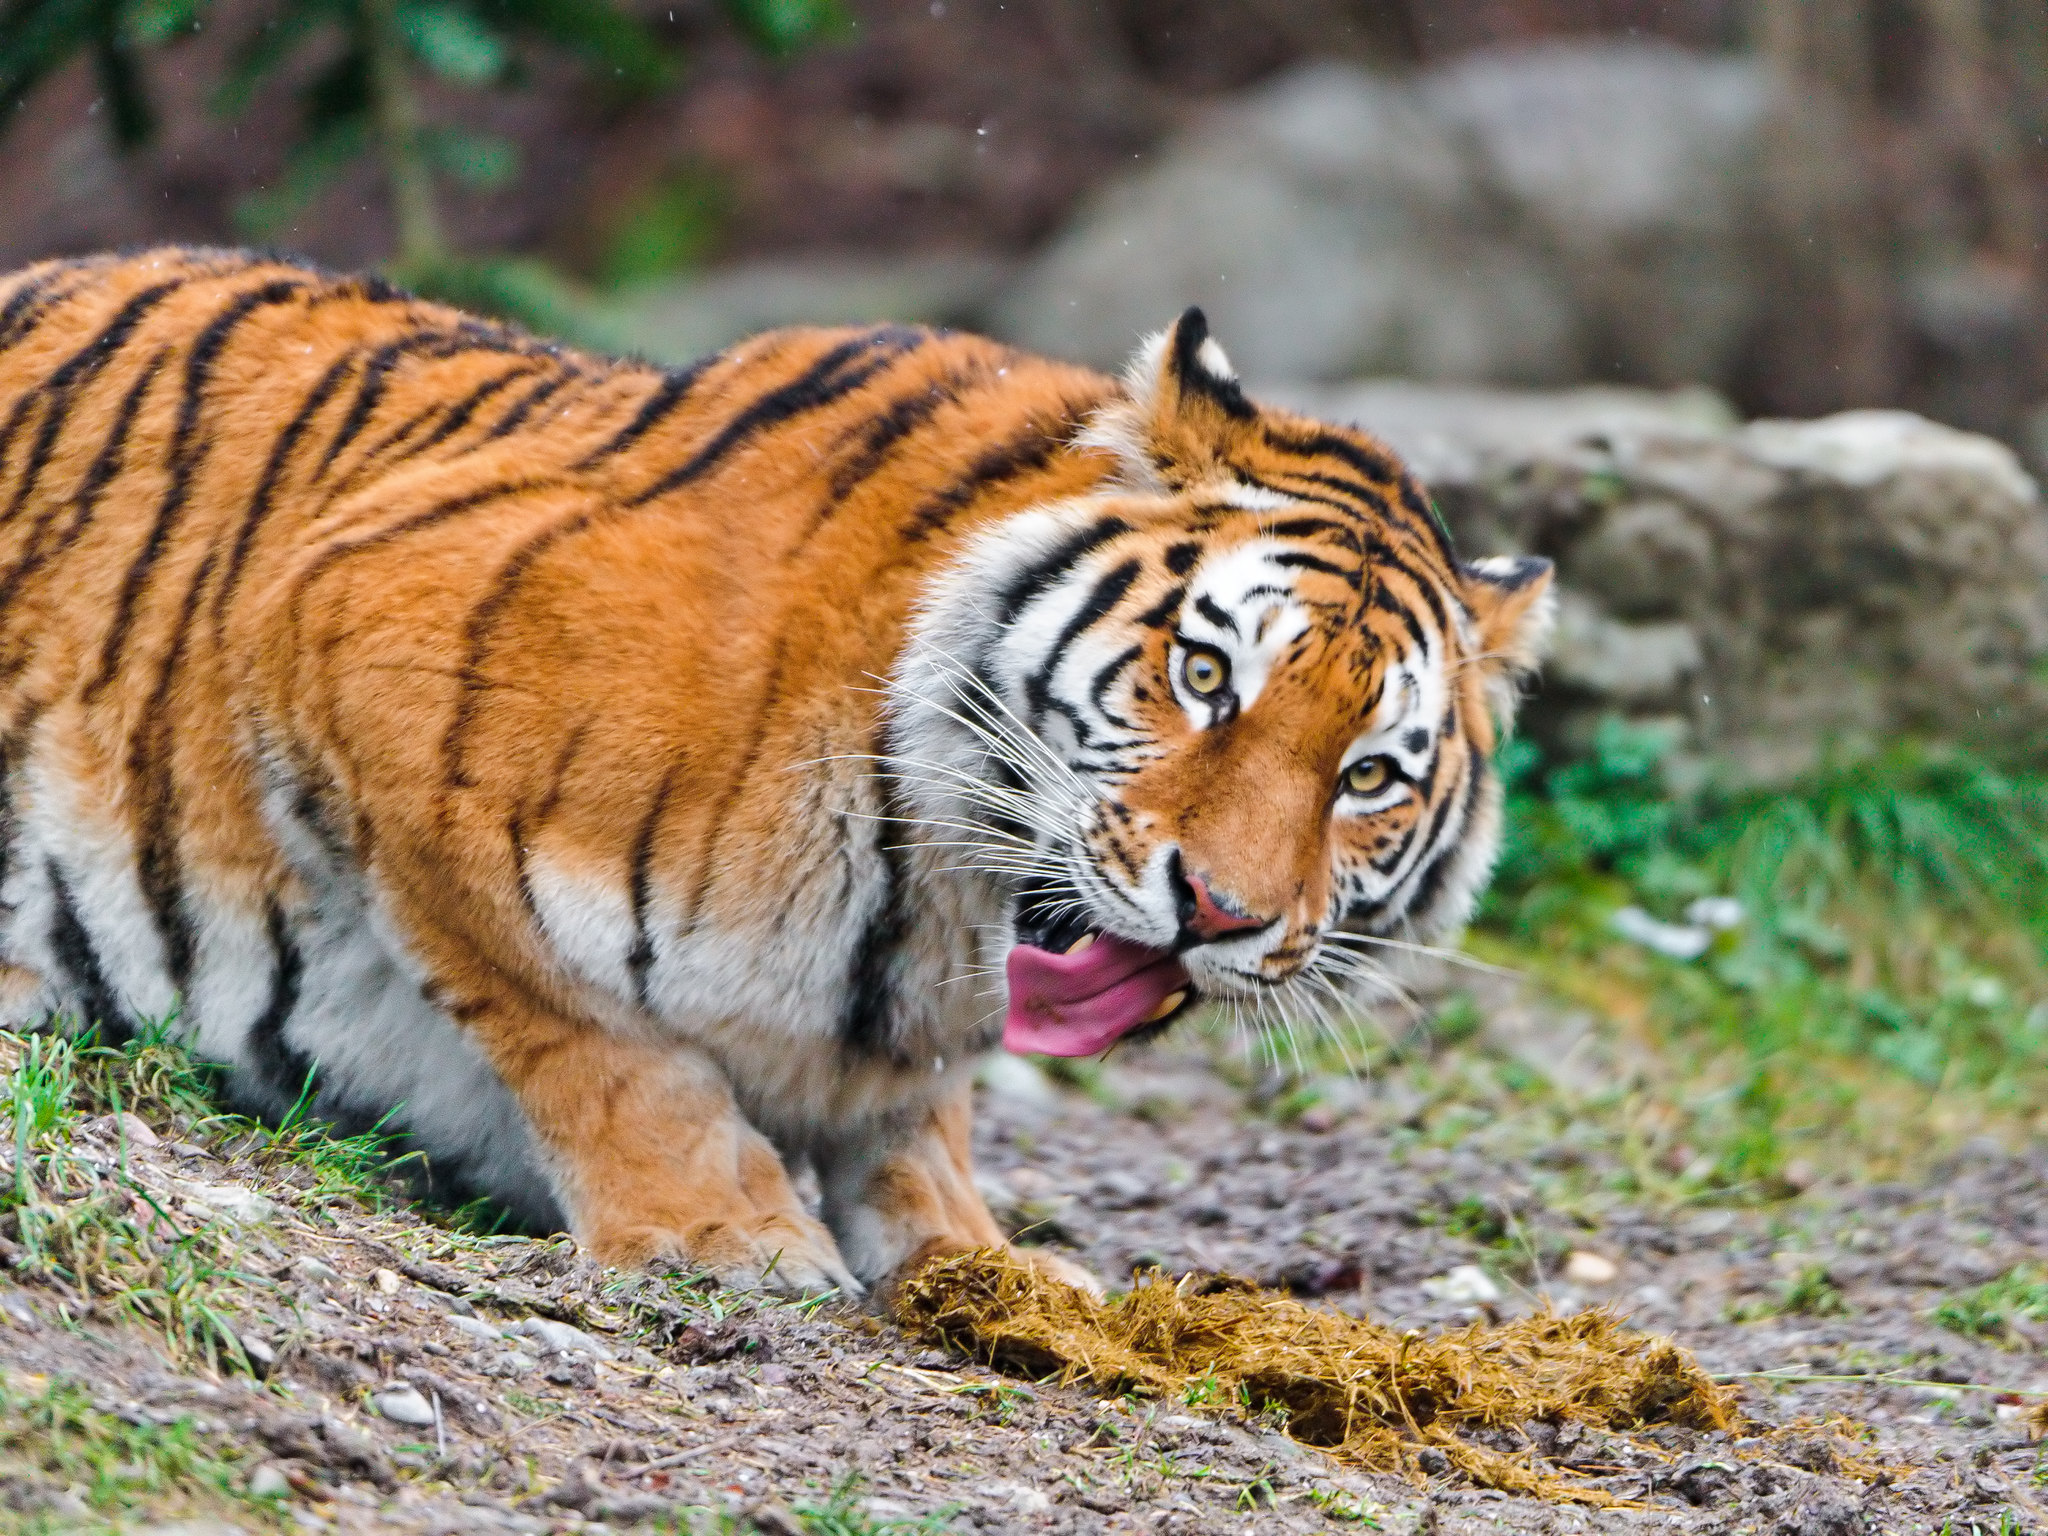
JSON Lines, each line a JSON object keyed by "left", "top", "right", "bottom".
{"left": 0, "top": 248, "right": 1552, "bottom": 1294}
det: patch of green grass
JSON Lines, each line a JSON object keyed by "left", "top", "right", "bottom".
{"left": 1933, "top": 1265, "right": 2048, "bottom": 1345}
{"left": 2, "top": 1030, "right": 272, "bottom": 1374}
{"left": 784, "top": 1473, "right": 959, "bottom": 1534}
{"left": 1478, "top": 721, "right": 2048, "bottom": 1183}
{"left": 0, "top": 1370, "right": 270, "bottom": 1527}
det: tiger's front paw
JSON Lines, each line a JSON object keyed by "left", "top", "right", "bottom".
{"left": 1013, "top": 1245, "right": 1105, "bottom": 1300}
{"left": 589, "top": 1211, "right": 863, "bottom": 1298}
{"left": 881, "top": 1238, "right": 1104, "bottom": 1304}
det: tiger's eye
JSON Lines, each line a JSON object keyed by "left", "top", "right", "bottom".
{"left": 1182, "top": 647, "right": 1229, "bottom": 697}
{"left": 1344, "top": 757, "right": 1394, "bottom": 797}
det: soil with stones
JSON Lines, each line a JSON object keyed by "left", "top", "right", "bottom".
{"left": 4, "top": 1001, "right": 2047, "bottom": 1535}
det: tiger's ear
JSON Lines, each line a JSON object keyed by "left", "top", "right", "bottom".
{"left": 1462, "top": 554, "right": 1556, "bottom": 678}
{"left": 1081, "top": 307, "right": 1257, "bottom": 490}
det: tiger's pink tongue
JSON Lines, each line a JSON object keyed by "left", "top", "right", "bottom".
{"left": 1004, "top": 935, "right": 1191, "bottom": 1057}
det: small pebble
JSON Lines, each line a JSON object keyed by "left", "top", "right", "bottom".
{"left": 249, "top": 1463, "right": 292, "bottom": 1498}
{"left": 372, "top": 1385, "right": 436, "bottom": 1426}
{"left": 1563, "top": 1250, "right": 1619, "bottom": 1286}
{"left": 372, "top": 1267, "right": 402, "bottom": 1295}
{"left": 294, "top": 1256, "right": 343, "bottom": 1284}
{"left": 447, "top": 1313, "right": 506, "bottom": 1344}
{"left": 1422, "top": 1264, "right": 1502, "bottom": 1305}
{"left": 113, "top": 1112, "right": 161, "bottom": 1148}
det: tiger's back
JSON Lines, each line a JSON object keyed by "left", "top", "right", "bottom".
{"left": 0, "top": 249, "right": 1112, "bottom": 1230}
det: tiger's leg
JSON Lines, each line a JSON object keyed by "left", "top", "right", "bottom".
{"left": 461, "top": 978, "right": 860, "bottom": 1294}
{"left": 819, "top": 1081, "right": 1102, "bottom": 1296}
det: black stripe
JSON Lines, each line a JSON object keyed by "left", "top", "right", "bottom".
{"left": 211, "top": 348, "right": 360, "bottom": 641}
{"left": 627, "top": 328, "right": 927, "bottom": 507}
{"left": 482, "top": 367, "right": 577, "bottom": 442}
{"left": 0, "top": 266, "right": 92, "bottom": 357}
{"left": 245, "top": 897, "right": 313, "bottom": 1105}
{"left": 0, "top": 279, "right": 184, "bottom": 530}
{"left": 828, "top": 374, "right": 961, "bottom": 500}
{"left": 510, "top": 720, "right": 592, "bottom": 921}
{"left": 793, "top": 361, "right": 989, "bottom": 551}
{"left": 1193, "top": 594, "right": 1238, "bottom": 634}
{"left": 313, "top": 327, "right": 509, "bottom": 477}
{"left": 1260, "top": 423, "right": 1399, "bottom": 483}
{"left": 1397, "top": 758, "right": 1482, "bottom": 921}
{"left": 0, "top": 349, "right": 167, "bottom": 632}
{"left": 993, "top": 516, "right": 1133, "bottom": 628}
{"left": 349, "top": 398, "right": 445, "bottom": 471}
{"left": 1025, "top": 558, "right": 1140, "bottom": 730}
{"left": 626, "top": 765, "right": 680, "bottom": 1011}
{"left": 87, "top": 278, "right": 309, "bottom": 700}
{"left": 1371, "top": 583, "right": 1430, "bottom": 652}
{"left": 387, "top": 362, "right": 541, "bottom": 465}
{"left": 1164, "top": 541, "right": 1202, "bottom": 576}
{"left": 840, "top": 772, "right": 915, "bottom": 1056}
{"left": 1266, "top": 514, "right": 1364, "bottom": 544}
{"left": 285, "top": 477, "right": 563, "bottom": 682}
{"left": 682, "top": 638, "right": 788, "bottom": 925}
{"left": 899, "top": 419, "right": 1066, "bottom": 543}
{"left": 1134, "top": 583, "right": 1185, "bottom": 629}
{"left": 437, "top": 500, "right": 591, "bottom": 797}
{"left": 575, "top": 355, "right": 718, "bottom": 468}
{"left": 1168, "top": 307, "right": 1254, "bottom": 420}
{"left": 48, "top": 859, "right": 128, "bottom": 1039}
{"left": 1271, "top": 549, "right": 1358, "bottom": 584}
{"left": 1087, "top": 643, "right": 1143, "bottom": 731}
{"left": 130, "top": 545, "right": 217, "bottom": 995}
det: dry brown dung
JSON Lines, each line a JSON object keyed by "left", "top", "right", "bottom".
{"left": 896, "top": 1249, "right": 1741, "bottom": 1505}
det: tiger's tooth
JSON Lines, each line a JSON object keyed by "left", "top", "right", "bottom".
{"left": 1065, "top": 933, "right": 1097, "bottom": 955}
{"left": 1142, "top": 989, "right": 1188, "bottom": 1024}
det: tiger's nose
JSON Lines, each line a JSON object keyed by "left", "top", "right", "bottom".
{"left": 1177, "top": 867, "right": 1270, "bottom": 943}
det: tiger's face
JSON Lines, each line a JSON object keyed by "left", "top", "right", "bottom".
{"left": 894, "top": 311, "right": 1553, "bottom": 1058}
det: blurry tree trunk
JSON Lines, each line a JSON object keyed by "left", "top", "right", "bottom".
{"left": 1750, "top": 0, "right": 1874, "bottom": 110}
{"left": 1745, "top": 0, "right": 1899, "bottom": 411}
{"left": 1919, "top": 0, "right": 2040, "bottom": 272}
{"left": 363, "top": 0, "right": 447, "bottom": 273}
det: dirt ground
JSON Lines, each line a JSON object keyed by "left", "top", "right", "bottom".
{"left": 4, "top": 980, "right": 2048, "bottom": 1536}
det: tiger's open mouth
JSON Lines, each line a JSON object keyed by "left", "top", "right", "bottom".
{"left": 1005, "top": 898, "right": 1198, "bottom": 1057}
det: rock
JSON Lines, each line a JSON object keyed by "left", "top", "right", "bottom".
{"left": 1548, "top": 593, "right": 1703, "bottom": 704}
{"left": 234, "top": 1329, "right": 278, "bottom": 1374}
{"left": 1686, "top": 897, "right": 1745, "bottom": 932}
{"left": 481, "top": 1348, "right": 540, "bottom": 1378}
{"left": 993, "top": 41, "right": 1868, "bottom": 400}
{"left": 1418, "top": 41, "right": 1776, "bottom": 387}
{"left": 90, "top": 1111, "right": 160, "bottom": 1147}
{"left": 182, "top": 1184, "right": 275, "bottom": 1225}
{"left": 371, "top": 1268, "right": 401, "bottom": 1295}
{"left": 292, "top": 1256, "right": 342, "bottom": 1284}
{"left": 1422, "top": 1264, "right": 1502, "bottom": 1305}
{"left": 1562, "top": 1250, "right": 1619, "bottom": 1286}
{"left": 371, "top": 1386, "right": 436, "bottom": 1427}
{"left": 247, "top": 1463, "right": 292, "bottom": 1499}
{"left": 991, "top": 61, "right": 1575, "bottom": 383}
{"left": 447, "top": 1313, "right": 507, "bottom": 1345}
{"left": 507, "top": 1315, "right": 614, "bottom": 1360}
{"left": 987, "top": 1481, "right": 1054, "bottom": 1514}
{"left": 1610, "top": 906, "right": 1713, "bottom": 961}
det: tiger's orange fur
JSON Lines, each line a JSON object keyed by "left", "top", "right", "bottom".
{"left": 0, "top": 249, "right": 1550, "bottom": 1292}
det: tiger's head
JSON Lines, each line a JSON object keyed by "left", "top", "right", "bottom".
{"left": 892, "top": 310, "right": 1554, "bottom": 1058}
